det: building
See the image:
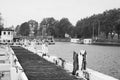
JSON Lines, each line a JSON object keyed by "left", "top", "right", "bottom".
{"left": 83, "top": 39, "right": 92, "bottom": 44}
{"left": 0, "top": 28, "right": 14, "bottom": 44}
{"left": 70, "top": 38, "right": 80, "bottom": 43}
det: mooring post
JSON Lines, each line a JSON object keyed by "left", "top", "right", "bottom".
{"left": 72, "top": 51, "right": 79, "bottom": 75}
{"left": 76, "top": 50, "right": 89, "bottom": 80}
{"left": 78, "top": 51, "right": 83, "bottom": 71}
{"left": 81, "top": 50, "right": 87, "bottom": 70}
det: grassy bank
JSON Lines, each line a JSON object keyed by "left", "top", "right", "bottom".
{"left": 54, "top": 38, "right": 70, "bottom": 42}
{"left": 92, "top": 39, "right": 120, "bottom": 46}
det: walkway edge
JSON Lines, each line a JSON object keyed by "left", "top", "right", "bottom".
{"left": 10, "top": 46, "right": 28, "bottom": 80}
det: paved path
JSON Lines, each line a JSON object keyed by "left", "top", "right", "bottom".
{"left": 11, "top": 46, "right": 81, "bottom": 80}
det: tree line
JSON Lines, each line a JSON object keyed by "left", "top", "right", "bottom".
{"left": 75, "top": 8, "right": 120, "bottom": 39}
{"left": 15, "top": 18, "right": 74, "bottom": 38}
{"left": 13, "top": 8, "right": 120, "bottom": 40}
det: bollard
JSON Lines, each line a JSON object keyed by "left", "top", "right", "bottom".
{"left": 59, "top": 58, "right": 65, "bottom": 68}
{"left": 42, "top": 53, "right": 46, "bottom": 58}
{"left": 78, "top": 52, "right": 83, "bottom": 70}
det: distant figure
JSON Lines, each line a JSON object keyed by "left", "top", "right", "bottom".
{"left": 42, "top": 39, "right": 48, "bottom": 57}
{"left": 14, "top": 59, "right": 17, "bottom": 65}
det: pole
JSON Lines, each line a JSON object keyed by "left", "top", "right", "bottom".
{"left": 92, "top": 23, "right": 94, "bottom": 39}
{"left": 98, "top": 20, "right": 100, "bottom": 37}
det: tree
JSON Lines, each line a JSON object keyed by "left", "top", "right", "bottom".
{"left": 75, "top": 17, "right": 93, "bottom": 38}
{"left": 101, "top": 9, "right": 120, "bottom": 39}
{"left": 56, "top": 18, "right": 73, "bottom": 38}
{"left": 53, "top": 20, "right": 60, "bottom": 37}
{"left": 28, "top": 20, "right": 38, "bottom": 36}
{"left": 0, "top": 13, "right": 4, "bottom": 35}
{"left": 40, "top": 17, "right": 58, "bottom": 37}
{"left": 115, "top": 19, "right": 120, "bottom": 39}
{"left": 15, "top": 25, "right": 20, "bottom": 36}
{"left": 19, "top": 22, "right": 30, "bottom": 36}
{"left": 75, "top": 8, "right": 120, "bottom": 39}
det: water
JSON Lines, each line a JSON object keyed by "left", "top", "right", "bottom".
{"left": 36, "top": 42, "right": 120, "bottom": 79}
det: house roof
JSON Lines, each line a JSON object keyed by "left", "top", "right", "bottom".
{"left": 2, "top": 28, "right": 14, "bottom": 31}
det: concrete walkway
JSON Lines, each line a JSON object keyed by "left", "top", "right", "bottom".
{"left": 11, "top": 46, "right": 81, "bottom": 80}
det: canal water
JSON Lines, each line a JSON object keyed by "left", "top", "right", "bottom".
{"left": 46, "top": 42, "right": 120, "bottom": 79}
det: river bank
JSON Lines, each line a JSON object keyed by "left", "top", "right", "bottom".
{"left": 54, "top": 38, "right": 120, "bottom": 46}
{"left": 48, "top": 42, "right": 120, "bottom": 79}
{"left": 21, "top": 42, "right": 119, "bottom": 80}
{"left": 92, "top": 42, "right": 120, "bottom": 46}
{"left": 54, "top": 38, "right": 70, "bottom": 42}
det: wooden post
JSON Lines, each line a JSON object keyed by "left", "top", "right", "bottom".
{"left": 75, "top": 50, "right": 88, "bottom": 79}
{"left": 78, "top": 52, "right": 83, "bottom": 71}
{"left": 80, "top": 50, "right": 87, "bottom": 70}
{"left": 72, "top": 51, "right": 79, "bottom": 75}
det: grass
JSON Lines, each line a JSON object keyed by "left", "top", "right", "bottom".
{"left": 11, "top": 46, "right": 80, "bottom": 80}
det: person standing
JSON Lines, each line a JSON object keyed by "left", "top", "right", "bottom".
{"left": 41, "top": 39, "right": 48, "bottom": 57}
{"left": 44, "top": 40, "right": 48, "bottom": 54}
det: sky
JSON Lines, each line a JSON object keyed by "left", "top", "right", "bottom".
{"left": 0, "top": 0, "right": 120, "bottom": 27}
